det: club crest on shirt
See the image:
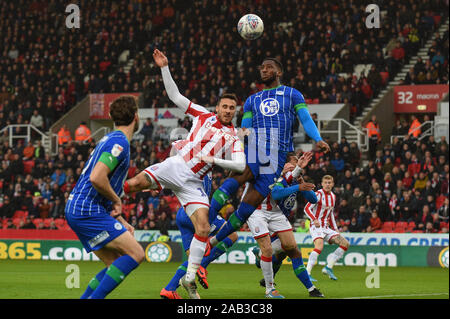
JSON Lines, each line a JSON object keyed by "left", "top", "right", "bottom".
{"left": 111, "top": 144, "right": 123, "bottom": 157}
{"left": 260, "top": 98, "right": 280, "bottom": 116}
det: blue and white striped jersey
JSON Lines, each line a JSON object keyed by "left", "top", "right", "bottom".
{"left": 66, "top": 130, "right": 130, "bottom": 216}
{"left": 243, "top": 85, "right": 306, "bottom": 152}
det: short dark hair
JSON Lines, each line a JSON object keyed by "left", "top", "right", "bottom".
{"left": 287, "top": 151, "right": 297, "bottom": 162}
{"left": 218, "top": 93, "right": 238, "bottom": 104}
{"left": 263, "top": 57, "right": 283, "bottom": 72}
{"left": 109, "top": 95, "right": 138, "bottom": 126}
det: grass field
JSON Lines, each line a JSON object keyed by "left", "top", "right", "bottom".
{"left": 0, "top": 260, "right": 448, "bottom": 299}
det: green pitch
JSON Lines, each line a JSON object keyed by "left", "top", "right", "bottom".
{"left": 0, "top": 260, "right": 448, "bottom": 299}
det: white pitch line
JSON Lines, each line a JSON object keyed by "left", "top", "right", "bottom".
{"left": 341, "top": 292, "right": 449, "bottom": 299}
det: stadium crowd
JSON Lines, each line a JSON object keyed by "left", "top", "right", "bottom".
{"left": 0, "top": 113, "right": 448, "bottom": 234}
{"left": 0, "top": 0, "right": 449, "bottom": 234}
{"left": 1, "top": 0, "right": 448, "bottom": 130}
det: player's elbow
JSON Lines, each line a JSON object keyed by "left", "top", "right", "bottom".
{"left": 271, "top": 189, "right": 283, "bottom": 201}
{"left": 234, "top": 161, "right": 246, "bottom": 173}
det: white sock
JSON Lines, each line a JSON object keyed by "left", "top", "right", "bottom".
{"left": 186, "top": 235, "right": 207, "bottom": 282}
{"left": 260, "top": 255, "right": 274, "bottom": 294}
{"left": 327, "top": 247, "right": 345, "bottom": 269}
{"left": 307, "top": 250, "right": 320, "bottom": 274}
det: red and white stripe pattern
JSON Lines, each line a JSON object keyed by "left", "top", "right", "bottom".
{"left": 242, "top": 183, "right": 279, "bottom": 212}
{"left": 304, "top": 189, "right": 337, "bottom": 228}
{"left": 173, "top": 102, "right": 243, "bottom": 179}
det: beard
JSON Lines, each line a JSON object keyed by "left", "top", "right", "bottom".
{"left": 260, "top": 73, "right": 277, "bottom": 85}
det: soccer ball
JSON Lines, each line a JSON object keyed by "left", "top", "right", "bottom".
{"left": 237, "top": 14, "right": 264, "bottom": 40}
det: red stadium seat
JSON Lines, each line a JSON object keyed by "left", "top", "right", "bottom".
{"left": 33, "top": 218, "right": 43, "bottom": 227}
{"left": 412, "top": 230, "right": 424, "bottom": 233}
{"left": 54, "top": 218, "right": 65, "bottom": 226}
{"left": 12, "top": 218, "right": 22, "bottom": 228}
{"left": 440, "top": 221, "right": 448, "bottom": 230}
{"left": 380, "top": 71, "right": 389, "bottom": 85}
{"left": 436, "top": 195, "right": 445, "bottom": 209}
{"left": 393, "top": 227, "right": 406, "bottom": 233}
{"left": 13, "top": 210, "right": 28, "bottom": 219}
{"left": 382, "top": 221, "right": 395, "bottom": 230}
{"left": 43, "top": 218, "right": 53, "bottom": 227}
{"left": 408, "top": 221, "right": 416, "bottom": 228}
{"left": 396, "top": 221, "right": 408, "bottom": 228}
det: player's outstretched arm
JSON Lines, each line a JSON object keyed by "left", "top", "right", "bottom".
{"left": 153, "top": 49, "right": 208, "bottom": 116}
{"left": 200, "top": 150, "right": 246, "bottom": 173}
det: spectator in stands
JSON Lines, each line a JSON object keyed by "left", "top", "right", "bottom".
{"left": 49, "top": 197, "right": 65, "bottom": 219}
{"left": 365, "top": 115, "right": 381, "bottom": 159}
{"left": 369, "top": 211, "right": 382, "bottom": 232}
{"left": 356, "top": 205, "right": 371, "bottom": 232}
{"left": 408, "top": 115, "right": 422, "bottom": 138}
{"left": 140, "top": 118, "right": 154, "bottom": 140}
{"left": 57, "top": 125, "right": 72, "bottom": 146}
{"left": 437, "top": 198, "right": 449, "bottom": 222}
{"left": 74, "top": 122, "right": 92, "bottom": 144}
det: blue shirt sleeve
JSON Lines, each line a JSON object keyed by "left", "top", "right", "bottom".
{"left": 241, "top": 96, "right": 253, "bottom": 128}
{"left": 101, "top": 135, "right": 129, "bottom": 166}
{"left": 300, "top": 190, "right": 318, "bottom": 204}
{"left": 292, "top": 89, "right": 322, "bottom": 142}
{"left": 272, "top": 184, "right": 299, "bottom": 201}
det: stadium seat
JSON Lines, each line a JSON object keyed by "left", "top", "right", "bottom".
{"left": 395, "top": 222, "right": 408, "bottom": 228}
{"left": 394, "top": 227, "right": 406, "bottom": 233}
{"left": 13, "top": 210, "right": 28, "bottom": 219}
{"left": 380, "top": 71, "right": 389, "bottom": 85}
{"left": 436, "top": 195, "right": 445, "bottom": 209}
{"left": 54, "top": 218, "right": 65, "bottom": 227}
{"left": 12, "top": 218, "right": 22, "bottom": 228}
{"left": 440, "top": 221, "right": 448, "bottom": 230}
{"left": 43, "top": 218, "right": 53, "bottom": 228}
{"left": 32, "top": 218, "right": 43, "bottom": 227}
{"left": 412, "top": 230, "right": 424, "bottom": 233}
{"left": 408, "top": 221, "right": 416, "bottom": 228}
{"left": 382, "top": 221, "right": 395, "bottom": 231}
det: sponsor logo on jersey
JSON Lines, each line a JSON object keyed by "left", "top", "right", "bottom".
{"left": 114, "top": 222, "right": 123, "bottom": 230}
{"left": 111, "top": 144, "right": 123, "bottom": 157}
{"left": 260, "top": 98, "right": 280, "bottom": 116}
{"left": 283, "top": 193, "right": 297, "bottom": 210}
{"left": 88, "top": 231, "right": 110, "bottom": 248}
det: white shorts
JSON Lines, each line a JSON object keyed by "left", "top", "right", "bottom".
{"left": 247, "top": 208, "right": 292, "bottom": 239}
{"left": 309, "top": 225, "right": 340, "bottom": 244}
{"left": 143, "top": 155, "right": 209, "bottom": 216}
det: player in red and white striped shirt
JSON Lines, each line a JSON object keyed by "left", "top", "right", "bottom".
{"left": 304, "top": 175, "right": 350, "bottom": 281}
{"left": 124, "top": 49, "right": 246, "bottom": 298}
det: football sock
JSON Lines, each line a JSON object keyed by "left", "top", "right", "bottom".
{"left": 185, "top": 234, "right": 207, "bottom": 283}
{"left": 80, "top": 267, "right": 107, "bottom": 299}
{"left": 327, "top": 246, "right": 347, "bottom": 269}
{"left": 292, "top": 256, "right": 314, "bottom": 290}
{"left": 209, "top": 178, "right": 239, "bottom": 222}
{"left": 165, "top": 261, "right": 188, "bottom": 291}
{"left": 201, "top": 237, "right": 233, "bottom": 268}
{"left": 307, "top": 249, "right": 321, "bottom": 274}
{"left": 260, "top": 255, "right": 274, "bottom": 294}
{"left": 89, "top": 255, "right": 139, "bottom": 299}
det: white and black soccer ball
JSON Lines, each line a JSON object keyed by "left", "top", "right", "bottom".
{"left": 237, "top": 14, "right": 264, "bottom": 40}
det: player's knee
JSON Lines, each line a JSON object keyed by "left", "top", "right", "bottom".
{"left": 131, "top": 246, "right": 145, "bottom": 264}
{"left": 281, "top": 242, "right": 297, "bottom": 253}
{"left": 196, "top": 223, "right": 210, "bottom": 238}
{"left": 341, "top": 239, "right": 350, "bottom": 249}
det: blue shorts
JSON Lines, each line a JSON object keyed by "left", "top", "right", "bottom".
{"left": 245, "top": 145, "right": 287, "bottom": 198}
{"left": 176, "top": 207, "right": 226, "bottom": 251}
{"left": 65, "top": 210, "right": 127, "bottom": 253}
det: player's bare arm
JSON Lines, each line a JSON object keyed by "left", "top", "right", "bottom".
{"left": 90, "top": 161, "right": 122, "bottom": 217}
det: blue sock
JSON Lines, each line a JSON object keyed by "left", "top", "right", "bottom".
{"left": 89, "top": 255, "right": 139, "bottom": 299}
{"left": 215, "top": 202, "right": 256, "bottom": 242}
{"left": 80, "top": 268, "right": 107, "bottom": 299}
{"left": 209, "top": 178, "right": 239, "bottom": 223}
{"left": 165, "top": 261, "right": 188, "bottom": 291}
{"left": 201, "top": 237, "right": 233, "bottom": 268}
{"left": 292, "top": 257, "right": 313, "bottom": 290}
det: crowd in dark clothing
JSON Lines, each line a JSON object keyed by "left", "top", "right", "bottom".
{"left": 1, "top": 0, "right": 448, "bottom": 131}
{"left": 1, "top": 120, "right": 448, "bottom": 234}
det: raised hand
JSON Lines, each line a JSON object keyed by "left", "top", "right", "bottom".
{"left": 297, "top": 151, "right": 313, "bottom": 169}
{"left": 317, "top": 140, "right": 331, "bottom": 153}
{"left": 153, "top": 49, "right": 168, "bottom": 68}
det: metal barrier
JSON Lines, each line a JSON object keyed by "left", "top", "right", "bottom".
{"left": 0, "top": 124, "right": 58, "bottom": 156}
{"left": 316, "top": 118, "right": 369, "bottom": 152}
{"left": 390, "top": 121, "right": 435, "bottom": 144}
